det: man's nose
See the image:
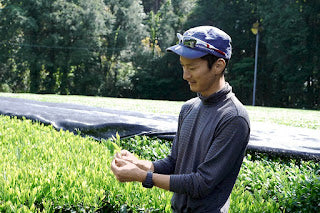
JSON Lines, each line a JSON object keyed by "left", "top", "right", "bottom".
{"left": 183, "top": 69, "right": 191, "bottom": 80}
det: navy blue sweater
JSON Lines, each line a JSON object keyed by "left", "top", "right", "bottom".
{"left": 153, "top": 83, "right": 250, "bottom": 212}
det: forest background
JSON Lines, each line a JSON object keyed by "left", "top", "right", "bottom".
{"left": 0, "top": 0, "right": 319, "bottom": 109}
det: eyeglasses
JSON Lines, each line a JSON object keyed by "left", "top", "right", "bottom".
{"left": 177, "top": 33, "right": 226, "bottom": 56}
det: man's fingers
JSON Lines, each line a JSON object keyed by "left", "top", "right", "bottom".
{"left": 111, "top": 158, "right": 125, "bottom": 172}
{"left": 110, "top": 159, "right": 118, "bottom": 174}
{"left": 114, "top": 152, "right": 122, "bottom": 159}
{"left": 111, "top": 159, "right": 124, "bottom": 180}
{"left": 115, "top": 150, "right": 132, "bottom": 159}
{"left": 121, "top": 155, "right": 134, "bottom": 162}
{"left": 115, "top": 158, "right": 128, "bottom": 167}
{"left": 120, "top": 150, "right": 130, "bottom": 155}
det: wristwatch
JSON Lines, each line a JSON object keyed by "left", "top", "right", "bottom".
{"left": 142, "top": 171, "right": 154, "bottom": 188}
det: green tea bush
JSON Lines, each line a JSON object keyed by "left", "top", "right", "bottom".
{"left": 116, "top": 136, "right": 320, "bottom": 212}
{"left": 113, "top": 135, "right": 171, "bottom": 161}
{"left": 231, "top": 154, "right": 320, "bottom": 212}
{"left": 1, "top": 115, "right": 319, "bottom": 212}
{"left": 0, "top": 116, "right": 172, "bottom": 212}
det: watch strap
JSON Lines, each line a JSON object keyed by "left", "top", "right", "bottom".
{"left": 142, "top": 171, "right": 154, "bottom": 188}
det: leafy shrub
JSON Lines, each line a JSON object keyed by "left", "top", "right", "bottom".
{"left": 0, "top": 116, "right": 172, "bottom": 212}
{"left": 231, "top": 154, "right": 320, "bottom": 212}
{"left": 0, "top": 115, "right": 319, "bottom": 212}
{"left": 114, "top": 135, "right": 320, "bottom": 212}
{"left": 112, "top": 135, "right": 171, "bottom": 161}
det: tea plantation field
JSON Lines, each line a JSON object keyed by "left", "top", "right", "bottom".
{"left": 1, "top": 117, "right": 319, "bottom": 212}
{"left": 0, "top": 116, "right": 172, "bottom": 212}
{"left": 0, "top": 93, "right": 319, "bottom": 212}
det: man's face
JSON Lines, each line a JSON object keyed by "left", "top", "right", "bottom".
{"left": 180, "top": 56, "right": 221, "bottom": 97}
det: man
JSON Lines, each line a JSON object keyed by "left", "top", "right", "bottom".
{"left": 111, "top": 26, "right": 250, "bottom": 212}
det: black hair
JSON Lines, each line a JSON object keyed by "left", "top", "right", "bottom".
{"left": 200, "top": 54, "right": 229, "bottom": 72}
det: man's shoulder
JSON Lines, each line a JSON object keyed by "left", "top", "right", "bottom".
{"left": 184, "top": 97, "right": 199, "bottom": 106}
{"left": 179, "top": 97, "right": 199, "bottom": 116}
{"left": 223, "top": 95, "right": 250, "bottom": 126}
{"left": 230, "top": 96, "right": 248, "bottom": 115}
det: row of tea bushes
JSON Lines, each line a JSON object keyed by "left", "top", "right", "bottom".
{"left": 1, "top": 115, "right": 319, "bottom": 212}
{"left": 116, "top": 135, "right": 320, "bottom": 212}
{"left": 0, "top": 116, "right": 171, "bottom": 212}
{"left": 231, "top": 154, "right": 319, "bottom": 212}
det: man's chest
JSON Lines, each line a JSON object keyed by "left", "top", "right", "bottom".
{"left": 176, "top": 105, "right": 220, "bottom": 171}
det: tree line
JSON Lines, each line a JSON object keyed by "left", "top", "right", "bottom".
{"left": 0, "top": 0, "right": 319, "bottom": 109}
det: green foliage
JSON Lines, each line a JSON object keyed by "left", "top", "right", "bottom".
{"left": 0, "top": 0, "right": 147, "bottom": 98}
{"left": 99, "top": 0, "right": 147, "bottom": 97}
{"left": 131, "top": 0, "right": 196, "bottom": 101}
{"left": 255, "top": 0, "right": 320, "bottom": 109}
{"left": 0, "top": 0, "right": 319, "bottom": 109}
{"left": 0, "top": 115, "right": 172, "bottom": 212}
{"left": 0, "top": 115, "right": 319, "bottom": 212}
{"left": 232, "top": 153, "right": 320, "bottom": 212}
{"left": 113, "top": 135, "right": 171, "bottom": 161}
{"left": 228, "top": 57, "right": 255, "bottom": 102}
{"left": 0, "top": 0, "right": 111, "bottom": 95}
{"left": 186, "top": 0, "right": 320, "bottom": 109}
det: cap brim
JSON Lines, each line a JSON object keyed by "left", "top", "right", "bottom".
{"left": 166, "top": 44, "right": 207, "bottom": 59}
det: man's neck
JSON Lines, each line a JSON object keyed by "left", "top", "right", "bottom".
{"left": 201, "top": 76, "right": 225, "bottom": 97}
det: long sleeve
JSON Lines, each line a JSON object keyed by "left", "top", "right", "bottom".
{"left": 152, "top": 152, "right": 176, "bottom": 174}
{"left": 169, "top": 116, "right": 250, "bottom": 199}
{"left": 152, "top": 100, "right": 195, "bottom": 175}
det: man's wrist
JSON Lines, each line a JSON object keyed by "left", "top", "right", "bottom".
{"left": 136, "top": 170, "right": 147, "bottom": 182}
{"left": 137, "top": 160, "right": 154, "bottom": 172}
{"left": 142, "top": 171, "right": 154, "bottom": 188}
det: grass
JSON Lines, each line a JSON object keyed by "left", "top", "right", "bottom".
{"left": 1, "top": 92, "right": 319, "bottom": 129}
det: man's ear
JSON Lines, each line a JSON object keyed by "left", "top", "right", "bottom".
{"left": 212, "top": 58, "right": 226, "bottom": 75}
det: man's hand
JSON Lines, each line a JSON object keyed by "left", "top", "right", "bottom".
{"left": 110, "top": 150, "right": 170, "bottom": 191}
{"left": 118, "top": 150, "right": 139, "bottom": 164}
{"left": 111, "top": 156, "right": 146, "bottom": 183}
{"left": 116, "top": 150, "right": 154, "bottom": 172}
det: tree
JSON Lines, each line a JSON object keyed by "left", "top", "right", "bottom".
{"left": 1, "top": 0, "right": 318, "bottom": 109}
{"left": 131, "top": 0, "right": 195, "bottom": 100}
{"left": 0, "top": 1, "right": 30, "bottom": 92}
{"left": 1, "top": 0, "right": 111, "bottom": 95}
{"left": 100, "top": 0, "right": 146, "bottom": 97}
{"left": 185, "top": 0, "right": 319, "bottom": 109}
{"left": 141, "top": 0, "right": 163, "bottom": 13}
{"left": 49, "top": 0, "right": 109, "bottom": 95}
{"left": 258, "top": 0, "right": 319, "bottom": 108}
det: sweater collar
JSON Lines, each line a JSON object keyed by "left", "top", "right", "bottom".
{"left": 197, "top": 83, "right": 232, "bottom": 105}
